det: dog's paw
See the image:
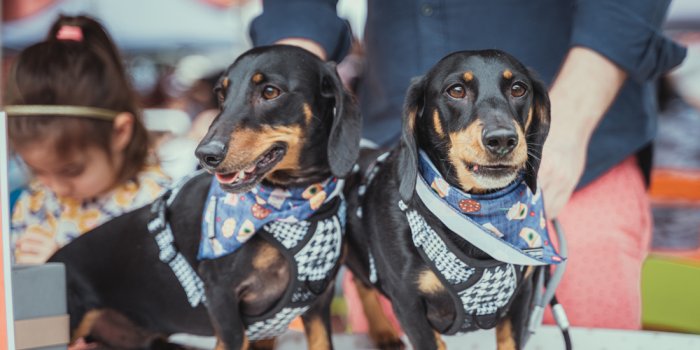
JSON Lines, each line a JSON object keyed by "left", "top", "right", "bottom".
{"left": 370, "top": 330, "right": 405, "bottom": 350}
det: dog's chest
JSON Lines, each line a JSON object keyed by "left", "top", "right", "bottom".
{"left": 405, "top": 209, "right": 523, "bottom": 334}
{"left": 242, "top": 199, "right": 346, "bottom": 340}
{"left": 147, "top": 173, "right": 346, "bottom": 341}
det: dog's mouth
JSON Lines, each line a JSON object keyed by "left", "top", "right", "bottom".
{"left": 464, "top": 161, "right": 519, "bottom": 177}
{"left": 215, "top": 144, "right": 287, "bottom": 192}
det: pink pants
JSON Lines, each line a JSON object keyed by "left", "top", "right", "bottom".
{"left": 344, "top": 156, "right": 651, "bottom": 331}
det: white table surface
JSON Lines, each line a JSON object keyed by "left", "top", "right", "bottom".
{"left": 171, "top": 326, "right": 700, "bottom": 350}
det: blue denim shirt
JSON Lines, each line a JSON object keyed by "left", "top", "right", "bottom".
{"left": 250, "top": 0, "right": 686, "bottom": 188}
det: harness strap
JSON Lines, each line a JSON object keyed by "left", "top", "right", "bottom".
{"left": 147, "top": 188, "right": 207, "bottom": 308}
{"left": 411, "top": 175, "right": 548, "bottom": 266}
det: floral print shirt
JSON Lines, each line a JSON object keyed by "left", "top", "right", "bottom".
{"left": 11, "top": 166, "right": 171, "bottom": 256}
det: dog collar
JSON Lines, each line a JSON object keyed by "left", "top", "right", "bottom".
{"left": 410, "top": 150, "right": 563, "bottom": 265}
{"left": 198, "top": 176, "right": 343, "bottom": 260}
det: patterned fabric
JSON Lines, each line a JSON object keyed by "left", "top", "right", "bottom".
{"left": 294, "top": 209, "right": 344, "bottom": 281}
{"left": 198, "top": 177, "right": 339, "bottom": 260}
{"left": 11, "top": 166, "right": 170, "bottom": 256}
{"left": 458, "top": 264, "right": 517, "bottom": 316}
{"left": 147, "top": 187, "right": 207, "bottom": 308}
{"left": 246, "top": 201, "right": 345, "bottom": 341}
{"left": 144, "top": 172, "right": 345, "bottom": 340}
{"left": 246, "top": 306, "right": 310, "bottom": 341}
{"left": 406, "top": 210, "right": 475, "bottom": 285}
{"left": 406, "top": 209, "right": 519, "bottom": 333}
{"left": 265, "top": 220, "right": 311, "bottom": 249}
{"left": 418, "top": 150, "right": 562, "bottom": 264}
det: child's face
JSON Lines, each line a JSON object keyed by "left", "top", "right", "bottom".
{"left": 18, "top": 142, "right": 123, "bottom": 201}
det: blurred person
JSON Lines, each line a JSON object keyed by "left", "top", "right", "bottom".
{"left": 6, "top": 15, "right": 170, "bottom": 265}
{"left": 143, "top": 108, "right": 200, "bottom": 181}
{"left": 250, "top": 0, "right": 686, "bottom": 330}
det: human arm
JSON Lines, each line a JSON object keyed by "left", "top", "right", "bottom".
{"left": 540, "top": 47, "right": 626, "bottom": 218}
{"left": 11, "top": 192, "right": 60, "bottom": 265}
{"left": 540, "top": 0, "right": 686, "bottom": 218}
{"left": 249, "top": 0, "right": 352, "bottom": 61}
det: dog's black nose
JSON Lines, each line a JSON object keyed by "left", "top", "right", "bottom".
{"left": 195, "top": 140, "right": 227, "bottom": 169}
{"left": 483, "top": 128, "right": 518, "bottom": 156}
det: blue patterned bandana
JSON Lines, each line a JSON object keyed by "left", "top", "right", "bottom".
{"left": 198, "top": 177, "right": 340, "bottom": 260}
{"left": 417, "top": 150, "right": 562, "bottom": 264}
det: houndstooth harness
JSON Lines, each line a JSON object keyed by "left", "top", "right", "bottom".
{"left": 147, "top": 172, "right": 345, "bottom": 341}
{"left": 358, "top": 151, "right": 564, "bottom": 334}
{"left": 243, "top": 198, "right": 345, "bottom": 340}
{"left": 401, "top": 203, "right": 523, "bottom": 333}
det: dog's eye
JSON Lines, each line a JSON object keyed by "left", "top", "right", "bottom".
{"left": 262, "top": 86, "right": 281, "bottom": 100}
{"left": 511, "top": 83, "right": 527, "bottom": 98}
{"left": 447, "top": 84, "right": 466, "bottom": 99}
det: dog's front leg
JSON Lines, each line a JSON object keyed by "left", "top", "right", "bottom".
{"left": 353, "top": 277, "right": 404, "bottom": 349}
{"left": 392, "top": 296, "right": 444, "bottom": 350}
{"left": 300, "top": 281, "right": 336, "bottom": 350}
{"left": 207, "top": 286, "right": 249, "bottom": 350}
{"left": 496, "top": 270, "right": 536, "bottom": 350}
{"left": 200, "top": 271, "right": 248, "bottom": 350}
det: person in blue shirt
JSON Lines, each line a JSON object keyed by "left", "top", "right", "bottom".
{"left": 250, "top": 0, "right": 686, "bottom": 330}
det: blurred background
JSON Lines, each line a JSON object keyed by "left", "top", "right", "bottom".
{"left": 2, "top": 0, "right": 700, "bottom": 348}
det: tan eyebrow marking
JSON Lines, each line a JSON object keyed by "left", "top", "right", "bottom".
{"left": 251, "top": 73, "right": 264, "bottom": 84}
{"left": 222, "top": 77, "right": 230, "bottom": 89}
{"left": 433, "top": 109, "right": 444, "bottom": 137}
{"left": 463, "top": 71, "right": 474, "bottom": 82}
{"left": 503, "top": 69, "right": 513, "bottom": 79}
{"left": 303, "top": 103, "right": 313, "bottom": 124}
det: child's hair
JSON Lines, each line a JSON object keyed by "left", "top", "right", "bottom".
{"left": 5, "top": 15, "right": 149, "bottom": 183}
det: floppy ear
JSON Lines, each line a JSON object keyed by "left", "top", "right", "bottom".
{"left": 321, "top": 61, "right": 362, "bottom": 178}
{"left": 398, "top": 76, "right": 426, "bottom": 202}
{"left": 524, "top": 74, "right": 551, "bottom": 192}
{"left": 213, "top": 74, "right": 229, "bottom": 107}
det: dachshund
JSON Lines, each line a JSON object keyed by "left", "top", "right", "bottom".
{"left": 344, "top": 49, "right": 552, "bottom": 350}
{"left": 48, "top": 45, "right": 361, "bottom": 350}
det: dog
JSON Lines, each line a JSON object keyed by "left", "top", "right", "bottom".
{"left": 344, "top": 49, "right": 553, "bottom": 350}
{"left": 48, "top": 44, "right": 361, "bottom": 350}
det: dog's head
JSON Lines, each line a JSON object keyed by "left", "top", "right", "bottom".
{"left": 398, "top": 50, "right": 550, "bottom": 201}
{"left": 195, "top": 45, "right": 361, "bottom": 193}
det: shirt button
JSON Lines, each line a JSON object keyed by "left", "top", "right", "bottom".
{"left": 421, "top": 4, "right": 434, "bottom": 17}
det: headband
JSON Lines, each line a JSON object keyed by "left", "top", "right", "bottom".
{"left": 4, "top": 105, "right": 121, "bottom": 121}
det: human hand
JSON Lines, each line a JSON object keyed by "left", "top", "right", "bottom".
{"left": 15, "top": 231, "right": 59, "bottom": 265}
{"left": 538, "top": 121, "right": 588, "bottom": 218}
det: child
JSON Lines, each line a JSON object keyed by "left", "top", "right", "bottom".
{"left": 6, "top": 15, "right": 170, "bottom": 265}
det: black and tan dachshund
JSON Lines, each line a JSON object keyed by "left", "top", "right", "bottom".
{"left": 344, "top": 50, "right": 551, "bottom": 350}
{"left": 48, "top": 45, "right": 361, "bottom": 350}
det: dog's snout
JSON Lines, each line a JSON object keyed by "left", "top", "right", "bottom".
{"left": 482, "top": 128, "right": 518, "bottom": 156}
{"left": 195, "top": 140, "right": 227, "bottom": 169}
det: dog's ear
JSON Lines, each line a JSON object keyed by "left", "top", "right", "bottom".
{"left": 524, "top": 73, "right": 551, "bottom": 192}
{"left": 321, "top": 61, "right": 362, "bottom": 178}
{"left": 398, "top": 76, "right": 426, "bottom": 202}
{"left": 213, "top": 75, "right": 229, "bottom": 107}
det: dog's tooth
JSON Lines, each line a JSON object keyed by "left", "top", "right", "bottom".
{"left": 237, "top": 170, "right": 246, "bottom": 180}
